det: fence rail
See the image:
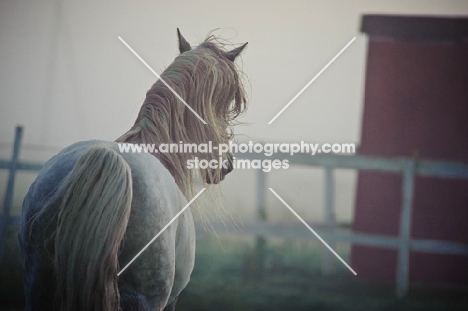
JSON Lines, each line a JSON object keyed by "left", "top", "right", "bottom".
{"left": 1, "top": 126, "right": 468, "bottom": 299}
{"left": 237, "top": 150, "right": 468, "bottom": 298}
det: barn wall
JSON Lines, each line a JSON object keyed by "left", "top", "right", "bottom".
{"left": 351, "top": 15, "right": 468, "bottom": 284}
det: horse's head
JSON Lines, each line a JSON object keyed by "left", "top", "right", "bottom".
{"left": 117, "top": 29, "right": 247, "bottom": 195}
{"left": 176, "top": 29, "right": 247, "bottom": 185}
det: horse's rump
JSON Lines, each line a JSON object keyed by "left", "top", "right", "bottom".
{"left": 21, "top": 145, "right": 133, "bottom": 311}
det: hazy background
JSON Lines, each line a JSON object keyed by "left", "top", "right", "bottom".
{"left": 1, "top": 0, "right": 468, "bottom": 224}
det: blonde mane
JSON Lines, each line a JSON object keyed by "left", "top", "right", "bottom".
{"left": 116, "top": 36, "right": 247, "bottom": 198}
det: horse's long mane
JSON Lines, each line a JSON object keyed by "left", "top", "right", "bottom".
{"left": 116, "top": 34, "right": 247, "bottom": 197}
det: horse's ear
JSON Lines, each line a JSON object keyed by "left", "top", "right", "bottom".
{"left": 225, "top": 42, "right": 248, "bottom": 61}
{"left": 177, "top": 28, "right": 191, "bottom": 54}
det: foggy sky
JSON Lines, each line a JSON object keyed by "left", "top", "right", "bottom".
{"left": 1, "top": 0, "right": 467, "bottom": 221}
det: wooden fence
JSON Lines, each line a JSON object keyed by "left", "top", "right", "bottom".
{"left": 0, "top": 127, "right": 44, "bottom": 261}
{"left": 1, "top": 126, "right": 468, "bottom": 298}
{"left": 231, "top": 151, "right": 468, "bottom": 298}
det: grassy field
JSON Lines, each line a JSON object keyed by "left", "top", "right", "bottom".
{"left": 178, "top": 236, "right": 468, "bottom": 311}
{"left": 0, "top": 225, "right": 24, "bottom": 310}
{"left": 1, "top": 226, "right": 468, "bottom": 310}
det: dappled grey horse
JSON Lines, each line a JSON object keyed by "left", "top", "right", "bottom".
{"left": 19, "top": 29, "right": 247, "bottom": 310}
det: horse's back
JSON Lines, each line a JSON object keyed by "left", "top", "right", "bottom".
{"left": 20, "top": 140, "right": 195, "bottom": 310}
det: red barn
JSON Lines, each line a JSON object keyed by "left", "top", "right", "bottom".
{"left": 351, "top": 15, "right": 468, "bottom": 284}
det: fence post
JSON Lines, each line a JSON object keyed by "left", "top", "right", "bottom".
{"left": 254, "top": 168, "right": 267, "bottom": 280}
{"left": 322, "top": 166, "right": 336, "bottom": 275}
{"left": 396, "top": 158, "right": 416, "bottom": 298}
{"left": 256, "top": 168, "right": 267, "bottom": 221}
{"left": 0, "top": 126, "right": 23, "bottom": 263}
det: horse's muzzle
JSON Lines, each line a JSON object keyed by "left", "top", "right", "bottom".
{"left": 204, "top": 152, "right": 233, "bottom": 184}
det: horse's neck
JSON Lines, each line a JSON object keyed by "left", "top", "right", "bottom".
{"left": 115, "top": 107, "right": 187, "bottom": 190}
{"left": 116, "top": 109, "right": 162, "bottom": 143}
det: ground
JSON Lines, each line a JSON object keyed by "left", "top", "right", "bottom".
{"left": 178, "top": 236, "right": 468, "bottom": 311}
{"left": 1, "top": 225, "right": 468, "bottom": 310}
